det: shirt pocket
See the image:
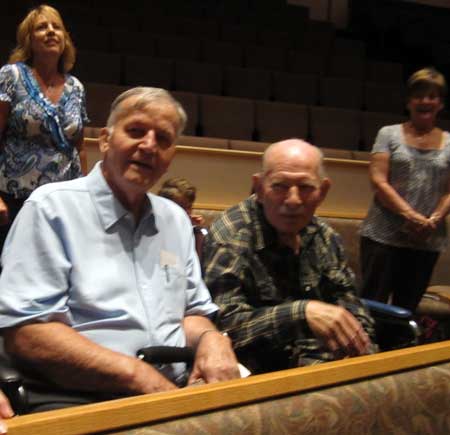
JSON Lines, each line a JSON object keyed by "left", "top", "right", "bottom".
{"left": 159, "top": 264, "right": 187, "bottom": 322}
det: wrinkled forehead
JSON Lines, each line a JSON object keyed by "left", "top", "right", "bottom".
{"left": 264, "top": 153, "right": 321, "bottom": 180}
{"left": 115, "top": 97, "right": 180, "bottom": 126}
{"left": 264, "top": 169, "right": 321, "bottom": 188}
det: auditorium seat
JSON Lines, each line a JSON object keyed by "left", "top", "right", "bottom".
{"left": 258, "top": 29, "right": 291, "bottom": 49}
{"left": 173, "top": 16, "right": 220, "bottom": 40}
{"left": 84, "top": 83, "right": 130, "bottom": 128}
{"left": 365, "top": 60, "right": 404, "bottom": 84}
{"left": 332, "top": 37, "right": 366, "bottom": 58}
{"left": 174, "top": 61, "right": 223, "bottom": 95}
{"left": 328, "top": 54, "right": 365, "bottom": 80}
{"left": 244, "top": 45, "right": 287, "bottom": 72}
{"left": 272, "top": 72, "right": 318, "bottom": 106}
{"left": 123, "top": 55, "right": 174, "bottom": 90}
{"left": 296, "top": 19, "right": 335, "bottom": 56}
{"left": 201, "top": 40, "right": 243, "bottom": 67}
{"left": 72, "top": 50, "right": 122, "bottom": 85}
{"left": 200, "top": 95, "right": 255, "bottom": 140}
{"left": 109, "top": 30, "right": 156, "bottom": 57}
{"left": 364, "top": 82, "right": 406, "bottom": 114}
{"left": 288, "top": 50, "right": 328, "bottom": 76}
{"left": 319, "top": 76, "right": 363, "bottom": 110}
{"left": 220, "top": 22, "right": 259, "bottom": 45}
{"left": 310, "top": 106, "right": 361, "bottom": 150}
{"left": 361, "top": 111, "right": 407, "bottom": 151}
{"left": 224, "top": 66, "right": 271, "bottom": 101}
{"left": 155, "top": 36, "right": 201, "bottom": 61}
{"left": 70, "top": 24, "right": 110, "bottom": 52}
{"left": 255, "top": 101, "right": 308, "bottom": 143}
{"left": 171, "top": 91, "right": 199, "bottom": 136}
{"left": 98, "top": 8, "right": 139, "bottom": 31}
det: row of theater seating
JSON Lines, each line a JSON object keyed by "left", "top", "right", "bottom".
{"left": 86, "top": 85, "right": 437, "bottom": 151}
{"left": 74, "top": 57, "right": 406, "bottom": 114}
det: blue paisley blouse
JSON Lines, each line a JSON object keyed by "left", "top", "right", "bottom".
{"left": 0, "top": 62, "right": 88, "bottom": 198}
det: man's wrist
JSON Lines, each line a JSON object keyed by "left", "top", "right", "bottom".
{"left": 197, "top": 329, "right": 227, "bottom": 346}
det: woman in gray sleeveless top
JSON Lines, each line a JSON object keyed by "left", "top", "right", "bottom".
{"left": 360, "top": 68, "right": 450, "bottom": 311}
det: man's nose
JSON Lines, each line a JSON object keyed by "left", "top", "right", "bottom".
{"left": 47, "top": 24, "right": 55, "bottom": 33}
{"left": 139, "top": 130, "right": 157, "bottom": 152}
{"left": 285, "top": 186, "right": 302, "bottom": 207}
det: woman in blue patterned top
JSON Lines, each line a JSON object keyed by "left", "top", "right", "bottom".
{"left": 360, "top": 68, "right": 450, "bottom": 311}
{"left": 0, "top": 4, "right": 88, "bottom": 255}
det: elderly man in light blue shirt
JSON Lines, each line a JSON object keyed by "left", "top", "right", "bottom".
{"left": 0, "top": 87, "right": 239, "bottom": 405}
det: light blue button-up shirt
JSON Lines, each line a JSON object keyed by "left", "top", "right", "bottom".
{"left": 0, "top": 162, "right": 218, "bottom": 382}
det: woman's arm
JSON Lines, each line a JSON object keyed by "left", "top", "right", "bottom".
{"left": 428, "top": 176, "right": 450, "bottom": 228}
{"left": 370, "top": 152, "right": 429, "bottom": 228}
{"left": 75, "top": 135, "right": 87, "bottom": 175}
{"left": 0, "top": 102, "right": 10, "bottom": 224}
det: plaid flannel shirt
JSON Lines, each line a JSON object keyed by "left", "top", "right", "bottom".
{"left": 203, "top": 196, "right": 376, "bottom": 373}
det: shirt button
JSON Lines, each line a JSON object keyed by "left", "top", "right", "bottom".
{"left": 305, "top": 286, "right": 311, "bottom": 292}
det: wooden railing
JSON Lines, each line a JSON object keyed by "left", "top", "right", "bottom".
{"left": 6, "top": 341, "right": 450, "bottom": 435}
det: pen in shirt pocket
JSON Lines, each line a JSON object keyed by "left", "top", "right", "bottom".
{"left": 164, "top": 264, "right": 169, "bottom": 283}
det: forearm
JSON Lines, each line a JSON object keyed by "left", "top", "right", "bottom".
{"left": 215, "top": 297, "right": 308, "bottom": 350}
{"left": 373, "top": 179, "right": 423, "bottom": 218}
{"left": 183, "top": 315, "right": 220, "bottom": 348}
{"left": 3, "top": 322, "right": 176, "bottom": 395}
{"left": 430, "top": 193, "right": 450, "bottom": 223}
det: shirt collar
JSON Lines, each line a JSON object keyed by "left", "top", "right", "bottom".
{"left": 250, "top": 196, "right": 320, "bottom": 252}
{"left": 85, "top": 162, "right": 156, "bottom": 231}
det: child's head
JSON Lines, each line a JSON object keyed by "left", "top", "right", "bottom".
{"left": 158, "top": 177, "right": 196, "bottom": 215}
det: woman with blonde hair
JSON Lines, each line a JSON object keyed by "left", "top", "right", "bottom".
{"left": 0, "top": 4, "right": 88, "bottom": 256}
{"left": 360, "top": 67, "right": 450, "bottom": 311}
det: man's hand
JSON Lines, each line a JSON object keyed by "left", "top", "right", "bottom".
{"left": 0, "top": 390, "right": 13, "bottom": 434}
{"left": 305, "top": 300, "right": 371, "bottom": 357}
{"left": 0, "top": 197, "right": 9, "bottom": 226}
{"left": 188, "top": 330, "right": 240, "bottom": 385}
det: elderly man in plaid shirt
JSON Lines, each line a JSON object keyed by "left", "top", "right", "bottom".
{"left": 203, "top": 139, "right": 377, "bottom": 374}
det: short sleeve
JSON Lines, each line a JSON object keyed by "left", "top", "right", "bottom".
{"left": 371, "top": 125, "right": 394, "bottom": 154}
{"left": 0, "top": 198, "right": 72, "bottom": 327}
{"left": 0, "top": 64, "right": 18, "bottom": 104}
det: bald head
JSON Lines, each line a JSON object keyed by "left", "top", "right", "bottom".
{"left": 253, "top": 138, "right": 330, "bottom": 242}
{"left": 262, "top": 139, "right": 325, "bottom": 180}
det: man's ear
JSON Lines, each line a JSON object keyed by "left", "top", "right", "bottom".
{"left": 318, "top": 178, "right": 331, "bottom": 203}
{"left": 252, "top": 173, "right": 263, "bottom": 202}
{"left": 98, "top": 127, "right": 110, "bottom": 154}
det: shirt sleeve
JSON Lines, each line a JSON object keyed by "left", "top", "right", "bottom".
{"left": 0, "top": 64, "right": 18, "bottom": 104}
{"left": 0, "top": 199, "right": 73, "bottom": 327}
{"left": 372, "top": 125, "right": 393, "bottom": 154}
{"left": 203, "top": 237, "right": 309, "bottom": 351}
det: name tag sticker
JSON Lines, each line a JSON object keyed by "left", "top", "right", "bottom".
{"left": 160, "top": 250, "right": 179, "bottom": 267}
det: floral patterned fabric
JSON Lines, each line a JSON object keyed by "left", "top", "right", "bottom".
{"left": 109, "top": 361, "right": 450, "bottom": 435}
{"left": 0, "top": 62, "right": 88, "bottom": 198}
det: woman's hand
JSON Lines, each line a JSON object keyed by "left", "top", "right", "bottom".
{"left": 0, "top": 197, "right": 9, "bottom": 226}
